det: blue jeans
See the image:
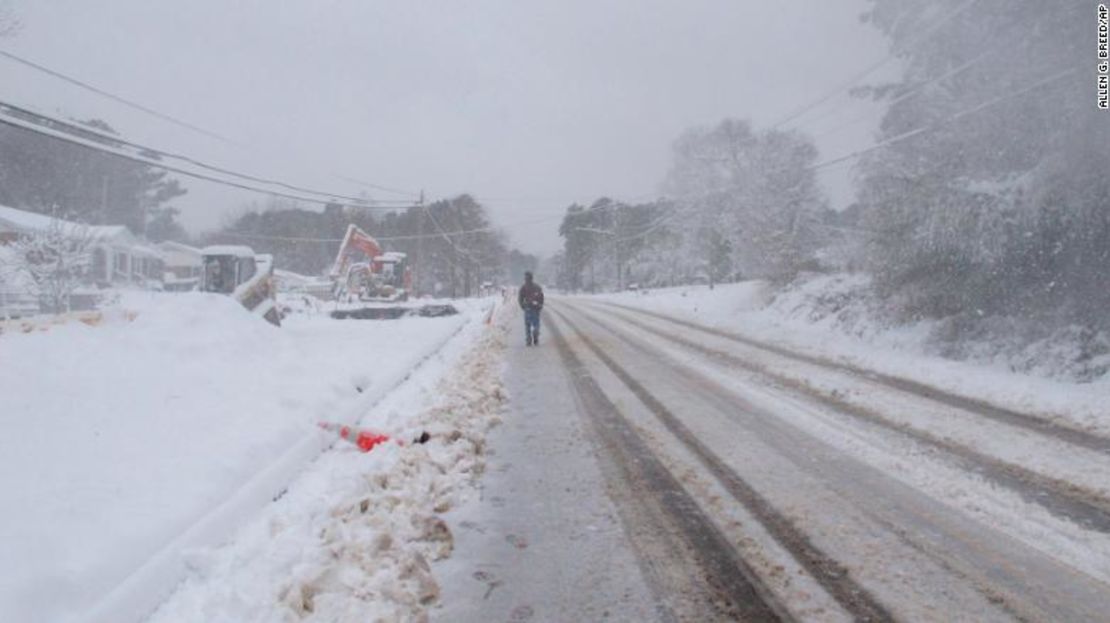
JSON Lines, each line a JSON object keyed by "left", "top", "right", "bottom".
{"left": 524, "top": 308, "right": 541, "bottom": 341}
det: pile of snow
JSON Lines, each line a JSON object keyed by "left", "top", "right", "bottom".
{"left": 591, "top": 276, "right": 1110, "bottom": 433}
{"left": 0, "top": 292, "right": 486, "bottom": 622}
{"left": 149, "top": 302, "right": 508, "bottom": 622}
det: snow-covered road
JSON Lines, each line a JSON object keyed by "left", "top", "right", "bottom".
{"left": 445, "top": 298, "right": 1110, "bottom": 621}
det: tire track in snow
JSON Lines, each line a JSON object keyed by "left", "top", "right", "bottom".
{"left": 599, "top": 301, "right": 1110, "bottom": 454}
{"left": 564, "top": 301, "right": 1110, "bottom": 622}
{"left": 548, "top": 314, "right": 790, "bottom": 623}
{"left": 591, "top": 302, "right": 1110, "bottom": 534}
{"left": 551, "top": 308, "right": 894, "bottom": 623}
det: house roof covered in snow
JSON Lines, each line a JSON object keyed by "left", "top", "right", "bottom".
{"left": 0, "top": 204, "right": 136, "bottom": 244}
{"left": 158, "top": 240, "right": 203, "bottom": 265}
{"left": 201, "top": 245, "right": 255, "bottom": 258}
{"left": 158, "top": 240, "right": 202, "bottom": 255}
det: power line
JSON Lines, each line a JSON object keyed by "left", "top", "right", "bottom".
{"left": 770, "top": 0, "right": 981, "bottom": 131}
{"left": 422, "top": 200, "right": 500, "bottom": 263}
{"left": 809, "top": 49, "right": 991, "bottom": 141}
{"left": 473, "top": 192, "right": 658, "bottom": 204}
{"left": 217, "top": 213, "right": 562, "bottom": 244}
{"left": 0, "top": 48, "right": 236, "bottom": 144}
{"left": 0, "top": 109, "right": 420, "bottom": 210}
{"left": 0, "top": 50, "right": 423, "bottom": 198}
{"left": 0, "top": 99, "right": 416, "bottom": 207}
{"left": 808, "top": 66, "right": 1076, "bottom": 172}
{"left": 613, "top": 209, "right": 684, "bottom": 244}
{"left": 335, "top": 175, "right": 421, "bottom": 199}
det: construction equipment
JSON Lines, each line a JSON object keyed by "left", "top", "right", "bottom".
{"left": 330, "top": 224, "right": 412, "bottom": 302}
{"left": 200, "top": 245, "right": 281, "bottom": 326}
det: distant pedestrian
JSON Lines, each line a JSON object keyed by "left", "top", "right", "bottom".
{"left": 518, "top": 271, "right": 544, "bottom": 346}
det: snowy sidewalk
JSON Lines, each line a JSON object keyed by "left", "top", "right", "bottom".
{"left": 434, "top": 311, "right": 660, "bottom": 622}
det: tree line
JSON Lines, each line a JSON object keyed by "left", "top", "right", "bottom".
{"left": 208, "top": 195, "right": 532, "bottom": 298}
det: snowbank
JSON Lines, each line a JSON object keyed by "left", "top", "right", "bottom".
{"left": 148, "top": 298, "right": 508, "bottom": 622}
{"left": 0, "top": 292, "right": 487, "bottom": 623}
{"left": 590, "top": 276, "right": 1110, "bottom": 434}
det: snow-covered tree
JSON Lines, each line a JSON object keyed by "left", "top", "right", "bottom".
{"left": 4, "top": 215, "right": 93, "bottom": 313}
{"left": 856, "top": 0, "right": 1109, "bottom": 325}
{"left": 662, "top": 118, "right": 827, "bottom": 281}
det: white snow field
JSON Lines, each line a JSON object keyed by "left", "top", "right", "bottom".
{"left": 591, "top": 278, "right": 1110, "bottom": 435}
{"left": 0, "top": 292, "right": 494, "bottom": 623}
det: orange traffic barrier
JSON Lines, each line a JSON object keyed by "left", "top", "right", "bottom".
{"left": 318, "top": 421, "right": 395, "bottom": 452}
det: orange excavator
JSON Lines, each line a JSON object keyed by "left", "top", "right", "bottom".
{"left": 329, "top": 224, "right": 412, "bottom": 302}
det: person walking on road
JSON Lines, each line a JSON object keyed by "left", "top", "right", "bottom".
{"left": 518, "top": 271, "right": 544, "bottom": 346}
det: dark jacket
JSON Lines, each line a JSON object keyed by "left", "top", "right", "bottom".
{"left": 518, "top": 282, "right": 544, "bottom": 311}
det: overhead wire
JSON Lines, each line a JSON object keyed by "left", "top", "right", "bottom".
{"left": 0, "top": 99, "right": 418, "bottom": 207}
{"left": 0, "top": 49, "right": 423, "bottom": 200}
{"left": 0, "top": 43, "right": 663, "bottom": 233}
{"left": 214, "top": 213, "right": 566, "bottom": 245}
{"left": 0, "top": 48, "right": 237, "bottom": 144}
{"left": 806, "top": 66, "right": 1076, "bottom": 173}
{"left": 0, "top": 104, "right": 422, "bottom": 210}
{"left": 806, "top": 47, "right": 994, "bottom": 141}
{"left": 770, "top": 0, "right": 981, "bottom": 131}
{"left": 334, "top": 175, "right": 421, "bottom": 199}
{"left": 421, "top": 201, "right": 481, "bottom": 261}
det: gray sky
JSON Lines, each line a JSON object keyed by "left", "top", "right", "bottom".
{"left": 0, "top": 0, "right": 896, "bottom": 256}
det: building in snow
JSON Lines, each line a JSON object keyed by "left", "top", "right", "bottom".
{"left": 158, "top": 240, "right": 203, "bottom": 291}
{"left": 0, "top": 205, "right": 168, "bottom": 315}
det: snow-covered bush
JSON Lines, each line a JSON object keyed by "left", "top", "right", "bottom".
{"left": 2, "top": 215, "right": 93, "bottom": 313}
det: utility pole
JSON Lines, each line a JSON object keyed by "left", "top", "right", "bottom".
{"left": 615, "top": 210, "right": 623, "bottom": 292}
{"left": 100, "top": 175, "right": 109, "bottom": 224}
{"left": 416, "top": 189, "right": 424, "bottom": 296}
